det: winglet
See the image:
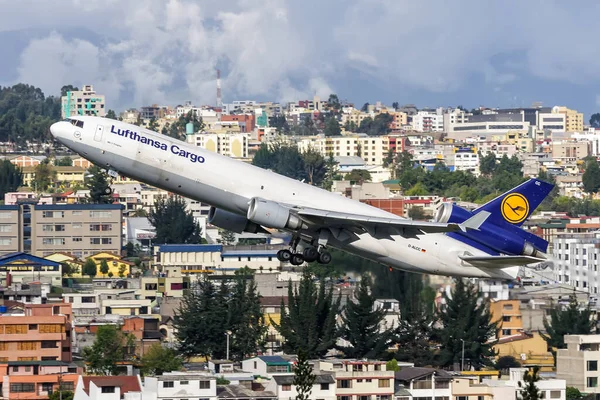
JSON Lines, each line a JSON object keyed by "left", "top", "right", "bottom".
{"left": 460, "top": 211, "right": 490, "bottom": 231}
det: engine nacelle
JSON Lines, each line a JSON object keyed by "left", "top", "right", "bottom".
{"left": 435, "top": 202, "right": 547, "bottom": 258}
{"left": 247, "top": 198, "right": 306, "bottom": 230}
{"left": 208, "top": 207, "right": 262, "bottom": 233}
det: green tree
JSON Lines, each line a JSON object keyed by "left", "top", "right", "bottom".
{"left": 148, "top": 117, "right": 159, "bottom": 131}
{"left": 338, "top": 275, "right": 393, "bottom": 359}
{"left": 582, "top": 159, "right": 600, "bottom": 194}
{"left": 99, "top": 259, "right": 109, "bottom": 277}
{"left": 344, "top": 169, "right": 371, "bottom": 183}
{"left": 174, "top": 277, "right": 229, "bottom": 359}
{"left": 85, "top": 165, "right": 113, "bottom": 203}
{"left": 0, "top": 160, "right": 22, "bottom": 198}
{"left": 361, "top": 103, "right": 370, "bottom": 112}
{"left": 219, "top": 229, "right": 236, "bottom": 245}
{"left": 302, "top": 148, "right": 327, "bottom": 186}
{"left": 252, "top": 142, "right": 308, "bottom": 181}
{"left": 496, "top": 355, "right": 521, "bottom": 373}
{"left": 273, "top": 271, "right": 341, "bottom": 358}
{"left": 405, "top": 182, "right": 428, "bottom": 196}
{"left": 82, "top": 325, "right": 135, "bottom": 375}
{"left": 359, "top": 114, "right": 393, "bottom": 136}
{"left": 82, "top": 258, "right": 97, "bottom": 279}
{"left": 392, "top": 102, "right": 399, "bottom": 110}
{"left": 321, "top": 154, "right": 340, "bottom": 190}
{"left": 541, "top": 294, "right": 594, "bottom": 364}
{"left": 118, "top": 264, "right": 127, "bottom": 278}
{"left": 386, "top": 359, "right": 400, "bottom": 372}
{"left": 32, "top": 159, "right": 56, "bottom": 192}
{"left": 518, "top": 366, "right": 541, "bottom": 400}
{"left": 294, "top": 348, "right": 316, "bottom": 400}
{"left": 395, "top": 313, "right": 436, "bottom": 366}
{"left": 327, "top": 94, "right": 341, "bottom": 112}
{"left": 479, "top": 152, "right": 497, "bottom": 176}
{"left": 590, "top": 113, "right": 600, "bottom": 128}
{"left": 148, "top": 196, "right": 203, "bottom": 244}
{"left": 49, "top": 391, "right": 74, "bottom": 400}
{"left": 60, "top": 262, "right": 79, "bottom": 277}
{"left": 227, "top": 277, "right": 267, "bottom": 360}
{"left": 407, "top": 206, "right": 427, "bottom": 220}
{"left": 436, "top": 279, "right": 498, "bottom": 370}
{"left": 108, "top": 272, "right": 114, "bottom": 278}
{"left": 105, "top": 109, "right": 117, "bottom": 120}
{"left": 566, "top": 387, "right": 583, "bottom": 400}
{"left": 54, "top": 156, "right": 73, "bottom": 166}
{"left": 60, "top": 85, "right": 79, "bottom": 96}
{"left": 324, "top": 117, "right": 341, "bottom": 137}
{"left": 140, "top": 343, "right": 183, "bottom": 376}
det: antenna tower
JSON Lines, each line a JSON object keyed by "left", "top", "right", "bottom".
{"left": 216, "top": 69, "right": 222, "bottom": 108}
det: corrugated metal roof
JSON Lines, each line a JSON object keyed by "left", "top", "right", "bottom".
{"left": 159, "top": 244, "right": 223, "bottom": 253}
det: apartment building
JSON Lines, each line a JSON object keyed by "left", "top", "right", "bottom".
{"left": 490, "top": 300, "right": 523, "bottom": 339}
{"left": 61, "top": 84, "right": 106, "bottom": 119}
{"left": 297, "top": 135, "right": 397, "bottom": 166}
{"left": 0, "top": 253, "right": 62, "bottom": 286}
{"left": 21, "top": 166, "right": 86, "bottom": 188}
{"left": 552, "top": 232, "right": 600, "bottom": 292}
{"left": 2, "top": 362, "right": 80, "bottom": 400}
{"left": 140, "top": 266, "right": 191, "bottom": 300}
{"left": 557, "top": 335, "right": 600, "bottom": 394}
{"left": 411, "top": 109, "right": 444, "bottom": 132}
{"left": 394, "top": 367, "right": 452, "bottom": 400}
{"left": 187, "top": 132, "right": 249, "bottom": 158}
{"left": 0, "top": 303, "right": 72, "bottom": 362}
{"left": 315, "top": 360, "right": 394, "bottom": 400}
{"left": 267, "top": 374, "right": 336, "bottom": 400}
{"left": 552, "top": 141, "right": 589, "bottom": 163}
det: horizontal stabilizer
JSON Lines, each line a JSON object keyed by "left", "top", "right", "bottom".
{"left": 459, "top": 254, "right": 545, "bottom": 268}
{"left": 459, "top": 211, "right": 490, "bottom": 231}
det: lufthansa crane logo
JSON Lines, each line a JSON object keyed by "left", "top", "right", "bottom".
{"left": 501, "top": 193, "right": 529, "bottom": 224}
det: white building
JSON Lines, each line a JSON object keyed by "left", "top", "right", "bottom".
{"left": 572, "top": 132, "right": 600, "bottom": 156}
{"left": 61, "top": 84, "right": 106, "bottom": 119}
{"left": 242, "top": 356, "right": 292, "bottom": 378}
{"left": 552, "top": 232, "right": 600, "bottom": 292}
{"left": 74, "top": 375, "right": 142, "bottom": 400}
{"left": 315, "top": 360, "right": 395, "bottom": 400}
{"left": 394, "top": 367, "right": 452, "bottom": 400}
{"left": 557, "top": 335, "right": 600, "bottom": 394}
{"left": 411, "top": 109, "right": 444, "bottom": 132}
{"left": 374, "top": 299, "right": 401, "bottom": 331}
{"left": 267, "top": 374, "right": 336, "bottom": 400}
{"left": 537, "top": 112, "right": 566, "bottom": 131}
{"left": 451, "top": 150, "right": 480, "bottom": 175}
{"left": 297, "top": 135, "right": 396, "bottom": 166}
{"left": 187, "top": 133, "right": 249, "bottom": 159}
{"left": 143, "top": 373, "right": 218, "bottom": 400}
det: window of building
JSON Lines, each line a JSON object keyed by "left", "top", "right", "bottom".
{"left": 0, "top": 225, "right": 12, "bottom": 233}
{"left": 0, "top": 238, "right": 11, "bottom": 246}
{"left": 101, "top": 386, "right": 116, "bottom": 393}
{"left": 163, "top": 381, "right": 174, "bottom": 388}
{"left": 0, "top": 212, "right": 13, "bottom": 219}
{"left": 337, "top": 380, "right": 351, "bottom": 389}
{"left": 588, "top": 377, "right": 598, "bottom": 388}
{"left": 588, "top": 360, "right": 598, "bottom": 371}
{"left": 90, "top": 211, "right": 112, "bottom": 218}
{"left": 503, "top": 316, "right": 511, "bottom": 322}
{"left": 320, "top": 383, "right": 329, "bottom": 390}
{"left": 42, "top": 238, "right": 65, "bottom": 246}
{"left": 73, "top": 237, "right": 82, "bottom": 242}
{"left": 282, "top": 385, "right": 291, "bottom": 391}
{"left": 55, "top": 225, "right": 66, "bottom": 231}
{"left": 39, "top": 324, "right": 64, "bottom": 333}
{"left": 60, "top": 382, "right": 74, "bottom": 391}
{"left": 41, "top": 341, "right": 58, "bottom": 349}
{"left": 72, "top": 223, "right": 82, "bottom": 229}
{"left": 502, "top": 329, "right": 512, "bottom": 336}
{"left": 28, "top": 324, "right": 37, "bottom": 330}
{"left": 179, "top": 381, "right": 188, "bottom": 385}
{"left": 41, "top": 383, "right": 54, "bottom": 393}
{"left": 41, "top": 356, "right": 58, "bottom": 361}
{"left": 378, "top": 379, "right": 390, "bottom": 388}
{"left": 42, "top": 211, "right": 64, "bottom": 218}
{"left": 199, "top": 381, "right": 210, "bottom": 389}
{"left": 10, "top": 383, "right": 35, "bottom": 393}
{"left": 5, "top": 325, "right": 27, "bottom": 334}
{"left": 503, "top": 304, "right": 513, "bottom": 310}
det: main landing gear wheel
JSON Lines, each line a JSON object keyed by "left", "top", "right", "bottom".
{"left": 277, "top": 249, "right": 292, "bottom": 262}
{"left": 303, "top": 247, "right": 319, "bottom": 263}
{"left": 318, "top": 251, "right": 332, "bottom": 265}
{"left": 290, "top": 253, "right": 305, "bottom": 266}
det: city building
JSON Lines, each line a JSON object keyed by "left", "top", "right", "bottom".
{"left": 2, "top": 361, "right": 80, "bottom": 400}
{"left": 553, "top": 106, "right": 584, "bottom": 133}
{"left": 266, "top": 374, "right": 336, "bottom": 400}
{"left": 143, "top": 373, "right": 217, "bottom": 400}
{"left": 552, "top": 141, "right": 589, "bottom": 164}
{"left": 61, "top": 85, "right": 106, "bottom": 119}
{"left": 74, "top": 375, "right": 142, "bottom": 400}
{"left": 0, "top": 253, "right": 62, "bottom": 286}
{"left": 492, "top": 332, "right": 554, "bottom": 371}
{"left": 0, "top": 302, "right": 73, "bottom": 362}
{"left": 557, "top": 334, "right": 600, "bottom": 394}
{"left": 411, "top": 109, "right": 444, "bottom": 132}
{"left": 187, "top": 133, "right": 249, "bottom": 159}
{"left": 316, "top": 360, "right": 394, "bottom": 400}
{"left": 21, "top": 166, "right": 86, "bottom": 189}
{"left": 140, "top": 266, "right": 191, "bottom": 300}
{"left": 84, "top": 252, "right": 133, "bottom": 279}
{"left": 394, "top": 367, "right": 452, "bottom": 400}
{"left": 297, "top": 135, "right": 400, "bottom": 166}
{"left": 552, "top": 232, "right": 600, "bottom": 291}
{"left": 490, "top": 300, "right": 523, "bottom": 339}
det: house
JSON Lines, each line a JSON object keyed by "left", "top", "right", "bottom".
{"left": 1, "top": 361, "right": 80, "bottom": 400}
{"left": 267, "top": 374, "right": 336, "bottom": 400}
{"left": 242, "top": 356, "right": 292, "bottom": 377}
{"left": 74, "top": 375, "right": 142, "bottom": 400}
{"left": 86, "top": 252, "right": 133, "bottom": 278}
{"left": 217, "top": 384, "right": 276, "bottom": 400}
{"left": 492, "top": 331, "right": 554, "bottom": 372}
{"left": 394, "top": 367, "right": 453, "bottom": 400}
{"left": 45, "top": 252, "right": 83, "bottom": 276}
{"left": 0, "top": 252, "right": 62, "bottom": 286}
{"left": 315, "top": 360, "right": 394, "bottom": 400}
{"left": 143, "top": 373, "right": 217, "bottom": 400}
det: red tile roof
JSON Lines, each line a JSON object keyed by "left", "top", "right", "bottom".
{"left": 82, "top": 376, "right": 141, "bottom": 395}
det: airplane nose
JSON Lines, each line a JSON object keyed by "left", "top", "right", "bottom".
{"left": 50, "top": 122, "right": 60, "bottom": 138}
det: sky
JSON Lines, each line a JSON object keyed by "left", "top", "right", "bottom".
{"left": 2, "top": 0, "right": 600, "bottom": 118}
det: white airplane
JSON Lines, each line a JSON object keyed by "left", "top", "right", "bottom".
{"left": 50, "top": 116, "right": 553, "bottom": 279}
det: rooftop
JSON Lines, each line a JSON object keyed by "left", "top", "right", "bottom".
{"left": 82, "top": 376, "right": 141, "bottom": 395}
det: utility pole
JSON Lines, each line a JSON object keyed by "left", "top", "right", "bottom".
{"left": 225, "top": 331, "right": 231, "bottom": 360}
{"left": 461, "top": 339, "right": 465, "bottom": 372}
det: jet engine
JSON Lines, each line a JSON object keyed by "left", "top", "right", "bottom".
{"left": 434, "top": 202, "right": 547, "bottom": 258}
{"left": 208, "top": 207, "right": 262, "bottom": 233}
{"left": 247, "top": 198, "right": 306, "bottom": 230}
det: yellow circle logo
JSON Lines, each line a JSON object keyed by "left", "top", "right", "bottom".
{"left": 501, "top": 193, "right": 529, "bottom": 224}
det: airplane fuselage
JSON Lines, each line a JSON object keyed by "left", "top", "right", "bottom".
{"left": 50, "top": 117, "right": 519, "bottom": 279}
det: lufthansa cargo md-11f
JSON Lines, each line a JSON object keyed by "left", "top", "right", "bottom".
{"left": 50, "top": 117, "right": 554, "bottom": 280}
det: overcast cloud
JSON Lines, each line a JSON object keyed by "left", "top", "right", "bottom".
{"left": 1, "top": 0, "right": 600, "bottom": 116}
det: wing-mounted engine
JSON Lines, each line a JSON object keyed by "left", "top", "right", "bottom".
{"left": 208, "top": 207, "right": 263, "bottom": 233}
{"left": 247, "top": 198, "right": 307, "bottom": 230}
{"left": 434, "top": 202, "right": 547, "bottom": 258}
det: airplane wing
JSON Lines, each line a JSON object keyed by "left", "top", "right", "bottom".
{"left": 295, "top": 207, "right": 488, "bottom": 236}
{"left": 459, "top": 254, "right": 545, "bottom": 268}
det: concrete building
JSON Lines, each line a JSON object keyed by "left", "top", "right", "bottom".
{"left": 538, "top": 112, "right": 566, "bottom": 131}
{"left": 553, "top": 106, "right": 584, "bottom": 133}
{"left": 297, "top": 135, "right": 401, "bottom": 166}
{"left": 490, "top": 300, "right": 523, "bottom": 339}
{"left": 411, "top": 109, "right": 444, "bottom": 132}
{"left": 188, "top": 133, "right": 249, "bottom": 159}
{"left": 61, "top": 84, "right": 106, "bottom": 119}
{"left": 140, "top": 266, "right": 191, "bottom": 300}
{"left": 75, "top": 375, "right": 142, "bottom": 400}
{"left": 394, "top": 368, "right": 452, "bottom": 400}
{"left": 0, "top": 302, "right": 73, "bottom": 362}
{"left": 267, "top": 374, "right": 336, "bottom": 400}
{"left": 143, "top": 373, "right": 218, "bottom": 400}
{"left": 316, "top": 360, "right": 394, "bottom": 400}
{"left": 0, "top": 253, "right": 62, "bottom": 286}
{"left": 557, "top": 334, "right": 600, "bottom": 394}
{"left": 552, "top": 232, "right": 600, "bottom": 292}
{"left": 492, "top": 331, "right": 554, "bottom": 372}
{"left": 552, "top": 141, "right": 589, "bottom": 164}
{"left": 2, "top": 361, "right": 80, "bottom": 400}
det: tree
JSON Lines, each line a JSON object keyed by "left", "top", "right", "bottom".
{"left": 293, "top": 348, "right": 316, "bottom": 400}
{"left": 140, "top": 343, "right": 183, "bottom": 376}
{"left": 105, "top": 109, "right": 117, "bottom": 120}
{"left": 338, "top": 275, "right": 393, "bottom": 359}
{"left": 436, "top": 279, "right": 498, "bottom": 370}
{"left": 227, "top": 277, "right": 267, "bottom": 360}
{"left": 327, "top": 94, "right": 341, "bottom": 112}
{"left": 85, "top": 165, "right": 113, "bottom": 204}
{"left": 49, "top": 391, "right": 74, "bottom": 400}
{"left": 118, "top": 264, "right": 127, "bottom": 278}
{"left": 321, "top": 154, "right": 339, "bottom": 190}
{"left": 395, "top": 313, "right": 436, "bottom": 367}
{"left": 566, "top": 387, "right": 583, "bottom": 400}
{"left": 273, "top": 271, "right": 341, "bottom": 358}
{"left": 82, "top": 325, "right": 135, "bottom": 375}
{"left": 99, "top": 259, "right": 109, "bottom": 277}
{"left": 542, "top": 294, "right": 594, "bottom": 364}
{"left": 479, "top": 152, "right": 497, "bottom": 176}
{"left": 407, "top": 206, "right": 427, "bottom": 220}
{"left": 302, "top": 148, "right": 327, "bottom": 186}
{"left": 60, "top": 85, "right": 79, "bottom": 96}
{"left": 82, "top": 258, "right": 97, "bottom": 279}
{"left": 361, "top": 103, "right": 370, "bottom": 112}
{"left": 54, "top": 156, "right": 73, "bottom": 166}
{"left": 324, "top": 117, "right": 341, "bottom": 137}
{"left": 0, "top": 160, "right": 22, "bottom": 198}
{"left": 174, "top": 277, "right": 229, "bottom": 359}
{"left": 590, "top": 113, "right": 600, "bottom": 128}
{"left": 148, "top": 117, "right": 159, "bottom": 132}
{"left": 386, "top": 359, "right": 400, "bottom": 372}
{"left": 148, "top": 196, "right": 203, "bottom": 244}
{"left": 219, "top": 229, "right": 236, "bottom": 245}
{"left": 61, "top": 262, "right": 79, "bottom": 277}
{"left": 32, "top": 159, "right": 56, "bottom": 192}
{"left": 497, "top": 355, "right": 521, "bottom": 373}
{"left": 392, "top": 102, "right": 399, "bottom": 110}
{"left": 518, "top": 366, "right": 541, "bottom": 400}
{"left": 344, "top": 169, "right": 371, "bottom": 183}
{"left": 582, "top": 159, "right": 600, "bottom": 194}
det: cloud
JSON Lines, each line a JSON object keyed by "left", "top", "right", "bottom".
{"left": 2, "top": 0, "right": 600, "bottom": 112}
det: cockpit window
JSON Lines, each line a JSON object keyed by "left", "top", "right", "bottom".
{"left": 63, "top": 118, "right": 84, "bottom": 128}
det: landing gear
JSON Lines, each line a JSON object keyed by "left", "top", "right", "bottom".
{"left": 277, "top": 249, "right": 292, "bottom": 262}
{"left": 290, "top": 253, "right": 305, "bottom": 266}
{"left": 278, "top": 230, "right": 332, "bottom": 265}
{"left": 303, "top": 247, "right": 319, "bottom": 263}
{"left": 317, "top": 251, "right": 332, "bottom": 265}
